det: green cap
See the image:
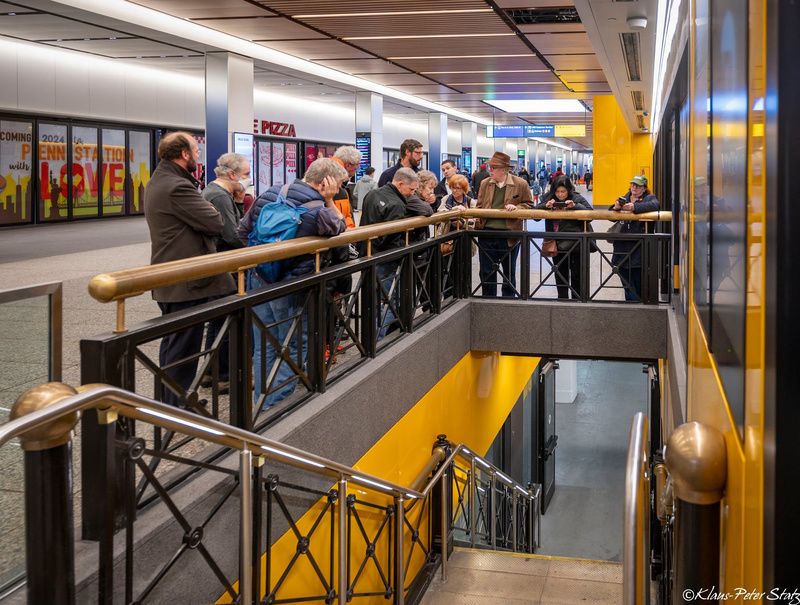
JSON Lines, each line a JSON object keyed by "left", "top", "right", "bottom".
{"left": 630, "top": 175, "right": 648, "bottom": 187}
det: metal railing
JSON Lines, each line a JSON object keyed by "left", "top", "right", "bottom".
{"left": 2, "top": 383, "right": 539, "bottom": 604}
{"left": 623, "top": 412, "right": 649, "bottom": 605}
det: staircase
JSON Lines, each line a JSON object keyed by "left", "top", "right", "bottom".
{"left": 422, "top": 548, "right": 622, "bottom": 604}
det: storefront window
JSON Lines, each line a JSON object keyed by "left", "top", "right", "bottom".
{"left": 129, "top": 131, "right": 151, "bottom": 214}
{"left": 305, "top": 144, "right": 317, "bottom": 169}
{"left": 101, "top": 129, "right": 126, "bottom": 215}
{"left": 72, "top": 126, "right": 99, "bottom": 218}
{"left": 0, "top": 120, "right": 33, "bottom": 226}
{"left": 37, "top": 123, "right": 68, "bottom": 221}
{"left": 192, "top": 134, "right": 206, "bottom": 185}
{"left": 272, "top": 142, "right": 285, "bottom": 187}
{"left": 257, "top": 141, "right": 271, "bottom": 196}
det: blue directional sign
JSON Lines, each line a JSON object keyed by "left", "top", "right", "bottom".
{"left": 491, "top": 124, "right": 525, "bottom": 138}
{"left": 525, "top": 124, "right": 555, "bottom": 137}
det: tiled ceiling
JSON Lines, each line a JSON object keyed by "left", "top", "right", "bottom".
{"left": 0, "top": 0, "right": 617, "bottom": 148}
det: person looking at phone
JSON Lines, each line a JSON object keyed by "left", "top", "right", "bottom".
{"left": 609, "top": 175, "right": 660, "bottom": 301}
{"left": 536, "top": 175, "right": 593, "bottom": 299}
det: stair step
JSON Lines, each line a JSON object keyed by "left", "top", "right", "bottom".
{"left": 422, "top": 548, "right": 622, "bottom": 604}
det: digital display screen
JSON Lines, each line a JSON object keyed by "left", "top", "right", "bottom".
{"left": 355, "top": 131, "right": 371, "bottom": 179}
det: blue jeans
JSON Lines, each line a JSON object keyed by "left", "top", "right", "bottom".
{"left": 478, "top": 235, "right": 520, "bottom": 297}
{"left": 377, "top": 261, "right": 400, "bottom": 339}
{"left": 620, "top": 266, "right": 642, "bottom": 302}
{"left": 249, "top": 273, "right": 307, "bottom": 408}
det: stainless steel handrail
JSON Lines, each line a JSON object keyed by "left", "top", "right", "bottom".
{"left": 623, "top": 412, "right": 649, "bottom": 605}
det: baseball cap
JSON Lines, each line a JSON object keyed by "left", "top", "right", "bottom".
{"left": 630, "top": 175, "right": 648, "bottom": 187}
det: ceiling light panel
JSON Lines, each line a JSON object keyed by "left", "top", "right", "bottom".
{"left": 192, "top": 16, "right": 326, "bottom": 40}
{"left": 483, "top": 99, "right": 587, "bottom": 113}
{"left": 132, "top": 0, "right": 273, "bottom": 19}
{"left": 294, "top": 8, "right": 493, "bottom": 18}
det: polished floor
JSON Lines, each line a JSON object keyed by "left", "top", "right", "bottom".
{"left": 422, "top": 549, "right": 622, "bottom": 605}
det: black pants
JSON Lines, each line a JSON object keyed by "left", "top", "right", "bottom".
{"left": 203, "top": 317, "right": 229, "bottom": 381}
{"left": 478, "top": 235, "right": 520, "bottom": 297}
{"left": 158, "top": 299, "right": 206, "bottom": 406}
{"left": 553, "top": 250, "right": 582, "bottom": 300}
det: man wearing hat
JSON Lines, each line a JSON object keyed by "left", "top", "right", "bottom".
{"left": 474, "top": 151, "right": 534, "bottom": 297}
{"left": 610, "top": 174, "right": 660, "bottom": 300}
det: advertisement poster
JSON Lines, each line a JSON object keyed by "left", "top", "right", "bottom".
{"left": 71, "top": 126, "right": 99, "bottom": 218}
{"left": 0, "top": 120, "right": 33, "bottom": 226}
{"left": 285, "top": 143, "right": 297, "bottom": 182}
{"left": 257, "top": 141, "right": 271, "bottom": 196}
{"left": 101, "top": 129, "right": 126, "bottom": 215}
{"left": 272, "top": 142, "right": 285, "bottom": 187}
{"left": 461, "top": 147, "right": 472, "bottom": 174}
{"left": 129, "top": 131, "right": 151, "bottom": 214}
{"left": 192, "top": 134, "right": 206, "bottom": 185}
{"left": 233, "top": 132, "right": 254, "bottom": 171}
{"left": 305, "top": 144, "right": 317, "bottom": 169}
{"left": 37, "top": 123, "right": 68, "bottom": 221}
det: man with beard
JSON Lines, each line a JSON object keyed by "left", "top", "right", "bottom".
{"left": 378, "top": 138, "right": 423, "bottom": 187}
{"left": 144, "top": 131, "right": 235, "bottom": 406}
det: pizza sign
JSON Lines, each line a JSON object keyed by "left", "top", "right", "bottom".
{"left": 253, "top": 119, "right": 296, "bottom": 138}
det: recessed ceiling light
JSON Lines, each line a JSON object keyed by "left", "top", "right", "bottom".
{"left": 421, "top": 69, "right": 550, "bottom": 75}
{"left": 483, "top": 99, "right": 586, "bottom": 113}
{"left": 345, "top": 33, "right": 514, "bottom": 41}
{"left": 389, "top": 54, "right": 530, "bottom": 60}
{"left": 109, "top": 36, "right": 116, "bottom": 40}
{"left": 293, "top": 9, "right": 492, "bottom": 18}
{"left": 453, "top": 82, "right": 556, "bottom": 86}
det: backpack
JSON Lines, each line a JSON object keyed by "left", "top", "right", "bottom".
{"left": 248, "top": 189, "right": 307, "bottom": 283}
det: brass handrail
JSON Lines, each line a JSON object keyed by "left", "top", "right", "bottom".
{"left": 89, "top": 208, "right": 671, "bottom": 304}
{"left": 623, "top": 412, "right": 649, "bottom": 605}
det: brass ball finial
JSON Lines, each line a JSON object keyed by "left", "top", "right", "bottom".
{"left": 10, "top": 382, "right": 80, "bottom": 451}
{"left": 665, "top": 421, "right": 727, "bottom": 505}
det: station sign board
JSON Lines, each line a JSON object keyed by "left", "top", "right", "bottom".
{"left": 488, "top": 124, "right": 587, "bottom": 138}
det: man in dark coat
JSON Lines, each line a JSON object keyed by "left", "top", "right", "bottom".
{"left": 378, "top": 138, "right": 423, "bottom": 187}
{"left": 472, "top": 163, "right": 490, "bottom": 197}
{"left": 144, "top": 131, "right": 235, "bottom": 406}
{"left": 433, "top": 159, "right": 458, "bottom": 211}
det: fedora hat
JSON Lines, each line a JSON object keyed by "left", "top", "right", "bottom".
{"left": 488, "top": 151, "right": 512, "bottom": 169}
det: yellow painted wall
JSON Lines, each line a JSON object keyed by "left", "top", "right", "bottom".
{"left": 219, "top": 351, "right": 539, "bottom": 604}
{"left": 592, "top": 95, "right": 653, "bottom": 207}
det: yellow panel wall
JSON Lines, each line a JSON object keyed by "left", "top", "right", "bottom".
{"left": 220, "top": 351, "right": 540, "bottom": 604}
{"left": 592, "top": 95, "right": 653, "bottom": 207}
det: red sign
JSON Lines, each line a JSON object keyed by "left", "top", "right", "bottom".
{"left": 253, "top": 119, "right": 296, "bottom": 138}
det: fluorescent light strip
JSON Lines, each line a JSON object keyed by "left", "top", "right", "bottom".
{"left": 353, "top": 475, "right": 392, "bottom": 492}
{"left": 294, "top": 9, "right": 493, "bottom": 18}
{"left": 261, "top": 445, "right": 324, "bottom": 468}
{"left": 140, "top": 409, "right": 225, "bottom": 436}
{"left": 422, "top": 70, "right": 550, "bottom": 75}
{"left": 388, "top": 54, "right": 530, "bottom": 60}
{"left": 453, "top": 82, "right": 557, "bottom": 86}
{"left": 345, "top": 33, "right": 514, "bottom": 41}
{"left": 484, "top": 99, "right": 586, "bottom": 113}
{"left": 46, "top": 0, "right": 492, "bottom": 126}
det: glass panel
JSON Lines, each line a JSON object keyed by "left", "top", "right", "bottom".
{"left": 0, "top": 120, "right": 33, "bottom": 226}
{"left": 129, "top": 131, "right": 151, "bottom": 214}
{"left": 257, "top": 140, "right": 271, "bottom": 196}
{"left": 37, "top": 123, "right": 68, "bottom": 221}
{"left": 0, "top": 294, "right": 51, "bottom": 589}
{"left": 693, "top": 0, "right": 711, "bottom": 327}
{"left": 271, "top": 142, "right": 285, "bottom": 187}
{"left": 101, "top": 129, "right": 125, "bottom": 215}
{"left": 285, "top": 142, "right": 297, "bottom": 183}
{"left": 71, "top": 126, "right": 99, "bottom": 218}
{"left": 710, "top": 0, "right": 748, "bottom": 433}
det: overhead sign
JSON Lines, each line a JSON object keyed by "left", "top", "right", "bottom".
{"left": 554, "top": 124, "right": 587, "bottom": 137}
{"left": 488, "top": 124, "right": 587, "bottom": 138}
{"left": 252, "top": 119, "right": 297, "bottom": 137}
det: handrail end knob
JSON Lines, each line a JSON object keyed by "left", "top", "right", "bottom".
{"left": 11, "top": 383, "right": 79, "bottom": 451}
{"left": 88, "top": 273, "right": 118, "bottom": 303}
{"left": 665, "top": 421, "right": 727, "bottom": 505}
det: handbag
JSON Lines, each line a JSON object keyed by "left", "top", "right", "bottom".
{"left": 607, "top": 221, "right": 623, "bottom": 234}
{"left": 542, "top": 238, "right": 557, "bottom": 257}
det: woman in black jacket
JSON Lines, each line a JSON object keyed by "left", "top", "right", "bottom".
{"left": 609, "top": 175, "right": 660, "bottom": 301}
{"left": 536, "top": 175, "right": 593, "bottom": 299}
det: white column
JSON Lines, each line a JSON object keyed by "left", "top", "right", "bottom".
{"left": 555, "top": 360, "right": 578, "bottom": 404}
{"left": 461, "top": 121, "right": 478, "bottom": 174}
{"left": 428, "top": 113, "right": 448, "bottom": 178}
{"left": 356, "top": 91, "right": 383, "bottom": 173}
{"left": 205, "top": 52, "right": 254, "bottom": 169}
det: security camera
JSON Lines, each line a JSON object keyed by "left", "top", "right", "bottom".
{"left": 627, "top": 16, "right": 648, "bottom": 30}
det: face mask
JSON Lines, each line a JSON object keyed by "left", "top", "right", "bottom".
{"left": 238, "top": 177, "right": 252, "bottom": 189}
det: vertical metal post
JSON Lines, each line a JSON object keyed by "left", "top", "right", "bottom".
{"left": 240, "top": 446, "right": 253, "bottom": 605}
{"left": 338, "top": 477, "right": 347, "bottom": 605}
{"left": 252, "top": 456, "right": 264, "bottom": 604}
{"left": 511, "top": 489, "right": 518, "bottom": 551}
{"left": 490, "top": 473, "right": 497, "bottom": 549}
{"left": 528, "top": 492, "right": 535, "bottom": 553}
{"left": 395, "top": 496, "right": 405, "bottom": 605}
{"left": 431, "top": 245, "right": 443, "bottom": 314}
{"left": 362, "top": 264, "right": 377, "bottom": 357}
{"left": 469, "top": 458, "right": 477, "bottom": 547}
{"left": 520, "top": 234, "right": 531, "bottom": 299}
{"left": 581, "top": 228, "right": 591, "bottom": 302}
{"left": 440, "top": 474, "right": 448, "bottom": 581}
{"left": 400, "top": 253, "right": 414, "bottom": 332}
{"left": 308, "top": 282, "right": 327, "bottom": 393}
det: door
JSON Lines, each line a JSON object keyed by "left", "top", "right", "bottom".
{"left": 536, "top": 360, "right": 558, "bottom": 513}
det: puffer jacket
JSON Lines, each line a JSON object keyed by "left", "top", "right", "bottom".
{"left": 237, "top": 179, "right": 346, "bottom": 278}
{"left": 609, "top": 192, "right": 659, "bottom": 267}
{"left": 535, "top": 190, "right": 593, "bottom": 233}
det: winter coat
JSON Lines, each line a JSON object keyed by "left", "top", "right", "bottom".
{"left": 202, "top": 182, "right": 244, "bottom": 252}
{"left": 536, "top": 190, "right": 593, "bottom": 233}
{"left": 610, "top": 192, "right": 660, "bottom": 268}
{"left": 353, "top": 174, "right": 378, "bottom": 209}
{"left": 474, "top": 174, "right": 533, "bottom": 233}
{"left": 378, "top": 162, "right": 419, "bottom": 188}
{"left": 144, "top": 160, "right": 234, "bottom": 303}
{"left": 361, "top": 183, "right": 430, "bottom": 252}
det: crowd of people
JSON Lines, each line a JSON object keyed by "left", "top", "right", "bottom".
{"left": 143, "top": 132, "right": 657, "bottom": 409}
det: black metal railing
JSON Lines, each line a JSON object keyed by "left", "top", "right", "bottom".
{"left": 0, "top": 383, "right": 541, "bottom": 604}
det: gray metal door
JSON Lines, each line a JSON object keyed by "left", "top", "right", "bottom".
{"left": 537, "top": 360, "right": 558, "bottom": 513}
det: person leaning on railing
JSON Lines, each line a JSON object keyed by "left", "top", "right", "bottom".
{"left": 474, "top": 151, "right": 533, "bottom": 297}
{"left": 536, "top": 175, "right": 593, "bottom": 300}
{"left": 236, "top": 158, "right": 347, "bottom": 408}
{"left": 610, "top": 175, "right": 660, "bottom": 301}
{"left": 144, "top": 131, "right": 235, "bottom": 408}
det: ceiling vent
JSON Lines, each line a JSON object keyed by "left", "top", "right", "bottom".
{"left": 620, "top": 32, "right": 642, "bottom": 82}
{"left": 504, "top": 8, "right": 581, "bottom": 25}
{"left": 631, "top": 90, "right": 644, "bottom": 111}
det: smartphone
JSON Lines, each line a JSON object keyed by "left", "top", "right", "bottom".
{"left": 553, "top": 200, "right": 567, "bottom": 209}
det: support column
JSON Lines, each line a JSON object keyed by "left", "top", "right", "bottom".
{"left": 205, "top": 52, "right": 254, "bottom": 171}
{"left": 356, "top": 91, "right": 383, "bottom": 174}
{"left": 428, "top": 112, "right": 448, "bottom": 178}
{"left": 461, "top": 121, "right": 478, "bottom": 175}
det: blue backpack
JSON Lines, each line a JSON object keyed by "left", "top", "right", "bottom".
{"left": 248, "top": 190, "right": 307, "bottom": 283}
